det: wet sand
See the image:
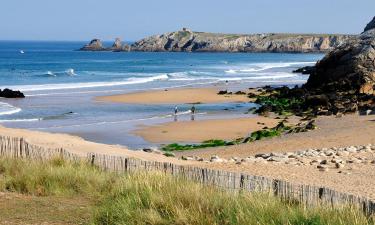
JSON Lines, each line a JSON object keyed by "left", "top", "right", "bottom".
{"left": 133, "top": 116, "right": 280, "bottom": 143}
{"left": 96, "top": 87, "right": 250, "bottom": 104}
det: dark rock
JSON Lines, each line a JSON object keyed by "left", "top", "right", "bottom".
{"left": 305, "top": 29, "right": 375, "bottom": 95}
{"left": 305, "top": 95, "right": 330, "bottom": 108}
{"left": 0, "top": 89, "right": 25, "bottom": 98}
{"left": 247, "top": 93, "right": 257, "bottom": 98}
{"left": 235, "top": 91, "right": 246, "bottom": 95}
{"left": 293, "top": 66, "right": 316, "bottom": 75}
{"left": 218, "top": 90, "right": 229, "bottom": 95}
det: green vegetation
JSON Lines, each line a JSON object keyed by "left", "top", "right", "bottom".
{"left": 175, "top": 31, "right": 191, "bottom": 39}
{"left": 162, "top": 139, "right": 234, "bottom": 152}
{"left": 162, "top": 122, "right": 293, "bottom": 151}
{"left": 0, "top": 157, "right": 373, "bottom": 225}
{"left": 255, "top": 95, "right": 305, "bottom": 116}
{"left": 243, "top": 122, "right": 291, "bottom": 143}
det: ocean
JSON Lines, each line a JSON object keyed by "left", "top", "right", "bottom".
{"left": 0, "top": 41, "right": 324, "bottom": 148}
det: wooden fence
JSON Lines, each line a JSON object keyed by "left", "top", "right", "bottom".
{"left": 1, "top": 135, "right": 374, "bottom": 215}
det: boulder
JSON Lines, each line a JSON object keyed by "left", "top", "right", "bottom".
{"left": 80, "top": 39, "right": 105, "bottom": 51}
{"left": 0, "top": 89, "right": 25, "bottom": 98}
{"left": 364, "top": 16, "right": 375, "bottom": 32}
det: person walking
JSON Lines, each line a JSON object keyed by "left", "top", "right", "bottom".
{"left": 191, "top": 105, "right": 196, "bottom": 121}
{"left": 174, "top": 105, "right": 178, "bottom": 121}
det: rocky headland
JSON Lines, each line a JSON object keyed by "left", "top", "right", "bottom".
{"left": 80, "top": 28, "right": 353, "bottom": 53}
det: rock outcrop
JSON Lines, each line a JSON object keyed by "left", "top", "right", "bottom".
{"left": 80, "top": 38, "right": 131, "bottom": 52}
{"left": 0, "top": 89, "right": 25, "bottom": 98}
{"left": 130, "top": 29, "right": 353, "bottom": 53}
{"left": 111, "top": 38, "right": 123, "bottom": 51}
{"left": 285, "top": 16, "right": 375, "bottom": 114}
{"left": 305, "top": 30, "right": 375, "bottom": 95}
{"left": 364, "top": 16, "right": 375, "bottom": 32}
{"left": 80, "top": 39, "right": 105, "bottom": 51}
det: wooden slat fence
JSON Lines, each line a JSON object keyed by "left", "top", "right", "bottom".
{"left": 1, "top": 135, "right": 374, "bottom": 215}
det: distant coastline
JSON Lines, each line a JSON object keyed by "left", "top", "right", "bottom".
{"left": 80, "top": 28, "right": 355, "bottom": 53}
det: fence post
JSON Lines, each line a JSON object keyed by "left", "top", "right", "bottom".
{"left": 273, "top": 179, "right": 280, "bottom": 196}
{"left": 91, "top": 154, "right": 95, "bottom": 166}
{"left": 240, "top": 174, "right": 245, "bottom": 190}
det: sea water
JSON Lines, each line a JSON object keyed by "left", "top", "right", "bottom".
{"left": 0, "top": 41, "right": 324, "bottom": 148}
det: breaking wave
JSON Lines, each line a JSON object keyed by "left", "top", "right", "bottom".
{"left": 0, "top": 102, "right": 21, "bottom": 116}
{"left": 224, "top": 61, "right": 316, "bottom": 74}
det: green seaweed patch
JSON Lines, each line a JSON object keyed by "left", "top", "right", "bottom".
{"left": 255, "top": 95, "right": 304, "bottom": 116}
{"left": 243, "top": 121, "right": 290, "bottom": 143}
{"left": 162, "top": 139, "right": 234, "bottom": 152}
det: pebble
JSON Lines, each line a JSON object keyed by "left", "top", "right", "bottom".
{"left": 335, "top": 162, "right": 345, "bottom": 169}
{"left": 176, "top": 144, "right": 375, "bottom": 173}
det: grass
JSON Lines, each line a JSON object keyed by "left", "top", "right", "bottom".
{"left": 0, "top": 157, "right": 373, "bottom": 225}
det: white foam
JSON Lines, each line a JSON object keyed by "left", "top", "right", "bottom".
{"left": 225, "top": 61, "right": 316, "bottom": 74}
{"left": 3, "top": 74, "right": 169, "bottom": 92}
{"left": 0, "top": 102, "right": 21, "bottom": 116}
{"left": 46, "top": 71, "right": 56, "bottom": 77}
{"left": 0, "top": 118, "right": 40, "bottom": 123}
{"left": 65, "top": 69, "right": 77, "bottom": 76}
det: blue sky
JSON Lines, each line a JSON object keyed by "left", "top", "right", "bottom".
{"left": 1, "top": 0, "right": 374, "bottom": 41}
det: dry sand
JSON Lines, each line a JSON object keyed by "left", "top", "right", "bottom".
{"left": 173, "top": 114, "right": 375, "bottom": 159}
{"left": 96, "top": 88, "right": 249, "bottom": 104}
{"left": 0, "top": 126, "right": 189, "bottom": 164}
{"left": 133, "top": 116, "right": 280, "bottom": 143}
{"left": 205, "top": 158, "right": 375, "bottom": 200}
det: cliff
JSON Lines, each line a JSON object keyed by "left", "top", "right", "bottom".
{"left": 80, "top": 30, "right": 354, "bottom": 53}
{"left": 130, "top": 29, "right": 353, "bottom": 53}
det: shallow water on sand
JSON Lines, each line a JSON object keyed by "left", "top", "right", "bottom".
{"left": 0, "top": 41, "right": 324, "bottom": 148}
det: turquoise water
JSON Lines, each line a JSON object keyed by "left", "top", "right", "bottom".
{"left": 0, "top": 41, "right": 324, "bottom": 148}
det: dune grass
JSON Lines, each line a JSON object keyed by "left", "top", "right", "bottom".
{"left": 0, "top": 156, "right": 373, "bottom": 225}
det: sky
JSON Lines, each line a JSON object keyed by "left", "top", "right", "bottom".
{"left": 1, "top": 0, "right": 374, "bottom": 41}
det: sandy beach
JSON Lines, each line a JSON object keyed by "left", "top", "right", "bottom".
{"left": 96, "top": 87, "right": 250, "bottom": 104}
{"left": 3, "top": 87, "right": 375, "bottom": 200}
{"left": 0, "top": 125, "right": 189, "bottom": 164}
{"left": 133, "top": 116, "right": 280, "bottom": 143}
{"left": 173, "top": 114, "right": 375, "bottom": 159}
